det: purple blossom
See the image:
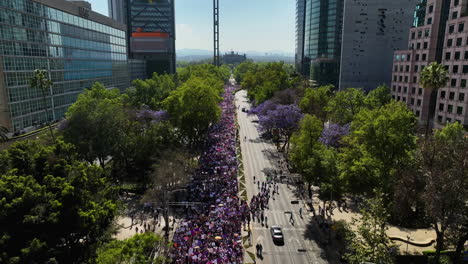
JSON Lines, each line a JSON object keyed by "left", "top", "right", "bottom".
{"left": 136, "top": 109, "right": 168, "bottom": 123}
{"left": 57, "top": 119, "right": 69, "bottom": 131}
{"left": 248, "top": 100, "right": 278, "bottom": 116}
{"left": 319, "top": 123, "right": 350, "bottom": 148}
{"left": 259, "top": 104, "right": 303, "bottom": 135}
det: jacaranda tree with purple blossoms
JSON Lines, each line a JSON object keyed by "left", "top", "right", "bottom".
{"left": 319, "top": 123, "right": 351, "bottom": 148}
{"left": 258, "top": 104, "right": 303, "bottom": 152}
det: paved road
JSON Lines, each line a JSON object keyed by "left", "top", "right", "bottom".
{"left": 236, "top": 90, "right": 329, "bottom": 264}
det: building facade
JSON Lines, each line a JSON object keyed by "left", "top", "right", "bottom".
{"left": 0, "top": 0, "right": 128, "bottom": 132}
{"left": 391, "top": 0, "right": 468, "bottom": 128}
{"left": 303, "top": 0, "right": 344, "bottom": 87}
{"left": 108, "top": 0, "right": 176, "bottom": 77}
{"left": 339, "top": 0, "right": 420, "bottom": 91}
{"left": 295, "top": 0, "right": 306, "bottom": 75}
{"left": 222, "top": 51, "right": 246, "bottom": 65}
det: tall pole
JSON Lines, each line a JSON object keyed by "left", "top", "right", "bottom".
{"left": 213, "top": 0, "right": 219, "bottom": 66}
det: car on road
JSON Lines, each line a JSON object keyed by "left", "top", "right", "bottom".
{"left": 270, "top": 226, "right": 284, "bottom": 243}
{"left": 241, "top": 107, "right": 246, "bottom": 112}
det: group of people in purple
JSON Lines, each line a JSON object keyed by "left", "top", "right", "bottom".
{"left": 171, "top": 85, "right": 245, "bottom": 263}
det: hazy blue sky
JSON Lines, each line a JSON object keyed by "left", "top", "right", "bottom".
{"left": 87, "top": 0, "right": 295, "bottom": 53}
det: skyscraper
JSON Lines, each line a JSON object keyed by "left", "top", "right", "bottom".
{"left": 303, "top": 0, "right": 344, "bottom": 87}
{"left": 339, "top": 0, "right": 420, "bottom": 91}
{"left": 108, "top": 0, "right": 176, "bottom": 77}
{"left": 392, "top": 0, "right": 468, "bottom": 128}
{"left": 295, "top": 0, "right": 306, "bottom": 75}
{"left": 296, "top": 0, "right": 420, "bottom": 91}
{"left": 0, "top": 0, "right": 129, "bottom": 132}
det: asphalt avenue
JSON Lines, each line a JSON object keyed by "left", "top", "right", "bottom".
{"left": 236, "top": 90, "right": 329, "bottom": 264}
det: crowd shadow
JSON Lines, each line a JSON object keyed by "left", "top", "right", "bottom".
{"left": 261, "top": 148, "right": 281, "bottom": 162}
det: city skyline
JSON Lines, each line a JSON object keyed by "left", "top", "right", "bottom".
{"left": 88, "top": 0, "right": 295, "bottom": 53}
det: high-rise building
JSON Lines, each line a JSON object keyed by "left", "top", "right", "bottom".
{"left": 391, "top": 0, "right": 468, "bottom": 128}
{"left": 339, "top": 0, "right": 420, "bottom": 91}
{"left": 295, "top": 0, "right": 306, "bottom": 75}
{"left": 296, "top": 0, "right": 419, "bottom": 91}
{"left": 0, "top": 0, "right": 129, "bottom": 132}
{"left": 108, "top": 0, "right": 175, "bottom": 78}
{"left": 303, "top": 0, "right": 344, "bottom": 87}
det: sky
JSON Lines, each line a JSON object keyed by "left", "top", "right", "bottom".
{"left": 87, "top": 0, "right": 295, "bottom": 53}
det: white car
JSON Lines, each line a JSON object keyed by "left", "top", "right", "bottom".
{"left": 270, "top": 226, "right": 284, "bottom": 243}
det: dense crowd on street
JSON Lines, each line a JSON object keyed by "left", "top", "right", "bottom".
{"left": 171, "top": 85, "right": 245, "bottom": 263}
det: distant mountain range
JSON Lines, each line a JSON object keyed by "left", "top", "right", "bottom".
{"left": 177, "top": 49, "right": 294, "bottom": 63}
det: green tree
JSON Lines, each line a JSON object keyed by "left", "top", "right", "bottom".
{"left": 234, "top": 60, "right": 255, "bottom": 83}
{"left": 365, "top": 84, "right": 392, "bottom": 109}
{"left": 29, "top": 69, "right": 55, "bottom": 142}
{"left": 345, "top": 192, "right": 395, "bottom": 264}
{"left": 419, "top": 62, "right": 449, "bottom": 134}
{"left": 127, "top": 73, "right": 176, "bottom": 109}
{"left": 163, "top": 76, "right": 222, "bottom": 147}
{"left": 241, "top": 62, "right": 293, "bottom": 104}
{"left": 96, "top": 233, "right": 168, "bottom": 264}
{"left": 339, "top": 101, "right": 417, "bottom": 195}
{"left": 289, "top": 114, "right": 323, "bottom": 197}
{"left": 419, "top": 122, "right": 468, "bottom": 263}
{"left": 326, "top": 88, "right": 366, "bottom": 125}
{"left": 299, "top": 85, "right": 333, "bottom": 124}
{"left": 0, "top": 140, "right": 118, "bottom": 263}
{"left": 62, "top": 82, "right": 127, "bottom": 168}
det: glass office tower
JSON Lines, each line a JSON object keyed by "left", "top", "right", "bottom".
{"left": 303, "top": 0, "right": 344, "bottom": 87}
{"left": 0, "top": 0, "right": 128, "bottom": 132}
{"left": 109, "top": 0, "right": 176, "bottom": 76}
{"left": 295, "top": 0, "right": 306, "bottom": 75}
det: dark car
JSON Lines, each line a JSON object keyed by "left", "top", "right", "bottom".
{"left": 241, "top": 107, "right": 246, "bottom": 112}
{"left": 270, "top": 226, "right": 284, "bottom": 243}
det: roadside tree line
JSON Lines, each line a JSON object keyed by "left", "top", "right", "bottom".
{"left": 236, "top": 61, "right": 468, "bottom": 263}
{"left": 0, "top": 64, "right": 230, "bottom": 264}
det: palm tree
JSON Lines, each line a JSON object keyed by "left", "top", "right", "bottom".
{"left": 30, "top": 69, "right": 55, "bottom": 142}
{"left": 419, "top": 62, "right": 449, "bottom": 135}
{"left": 0, "top": 125, "right": 8, "bottom": 142}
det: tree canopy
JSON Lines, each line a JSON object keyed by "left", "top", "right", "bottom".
{"left": 0, "top": 140, "right": 117, "bottom": 263}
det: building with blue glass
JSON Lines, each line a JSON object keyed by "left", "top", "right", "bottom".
{"left": 0, "top": 0, "right": 129, "bottom": 132}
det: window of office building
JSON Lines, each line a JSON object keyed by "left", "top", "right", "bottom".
{"left": 427, "top": 17, "right": 433, "bottom": 25}
{"left": 454, "top": 0, "right": 460, "bottom": 6}
{"left": 457, "top": 106, "right": 463, "bottom": 115}
{"left": 411, "top": 32, "right": 415, "bottom": 39}
{"left": 412, "top": 87, "right": 416, "bottom": 94}
{"left": 414, "top": 65, "right": 419, "bottom": 72}
{"left": 422, "top": 54, "right": 427, "bottom": 61}
{"left": 411, "top": 98, "right": 415, "bottom": 105}
{"left": 417, "top": 99, "right": 422, "bottom": 106}
{"left": 406, "top": 65, "right": 410, "bottom": 72}
{"left": 441, "top": 90, "right": 446, "bottom": 98}
{"left": 459, "top": 23, "right": 465, "bottom": 32}
{"left": 423, "top": 42, "right": 428, "bottom": 49}
{"left": 453, "top": 12, "right": 458, "bottom": 19}
{"left": 439, "top": 103, "right": 445, "bottom": 111}
{"left": 459, "top": 93, "right": 465, "bottom": 101}
{"left": 429, "top": 5, "right": 434, "bottom": 13}
{"left": 457, "top": 38, "right": 463, "bottom": 46}
{"left": 448, "top": 39, "right": 453, "bottom": 47}
{"left": 449, "top": 25, "right": 455, "bottom": 33}
{"left": 446, "top": 52, "right": 452, "bottom": 60}
{"left": 449, "top": 92, "right": 455, "bottom": 100}
{"left": 448, "top": 104, "right": 453, "bottom": 113}
{"left": 418, "top": 88, "right": 423, "bottom": 95}
{"left": 463, "top": 65, "right": 468, "bottom": 73}
{"left": 453, "top": 65, "right": 459, "bottom": 73}
{"left": 461, "top": 79, "right": 467, "bottom": 87}
{"left": 455, "top": 51, "right": 461, "bottom": 60}
{"left": 451, "top": 79, "right": 457, "bottom": 87}
{"left": 417, "top": 42, "right": 421, "bottom": 49}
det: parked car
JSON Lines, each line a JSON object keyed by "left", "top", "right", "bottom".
{"left": 241, "top": 107, "right": 246, "bottom": 112}
{"left": 270, "top": 226, "right": 284, "bottom": 243}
